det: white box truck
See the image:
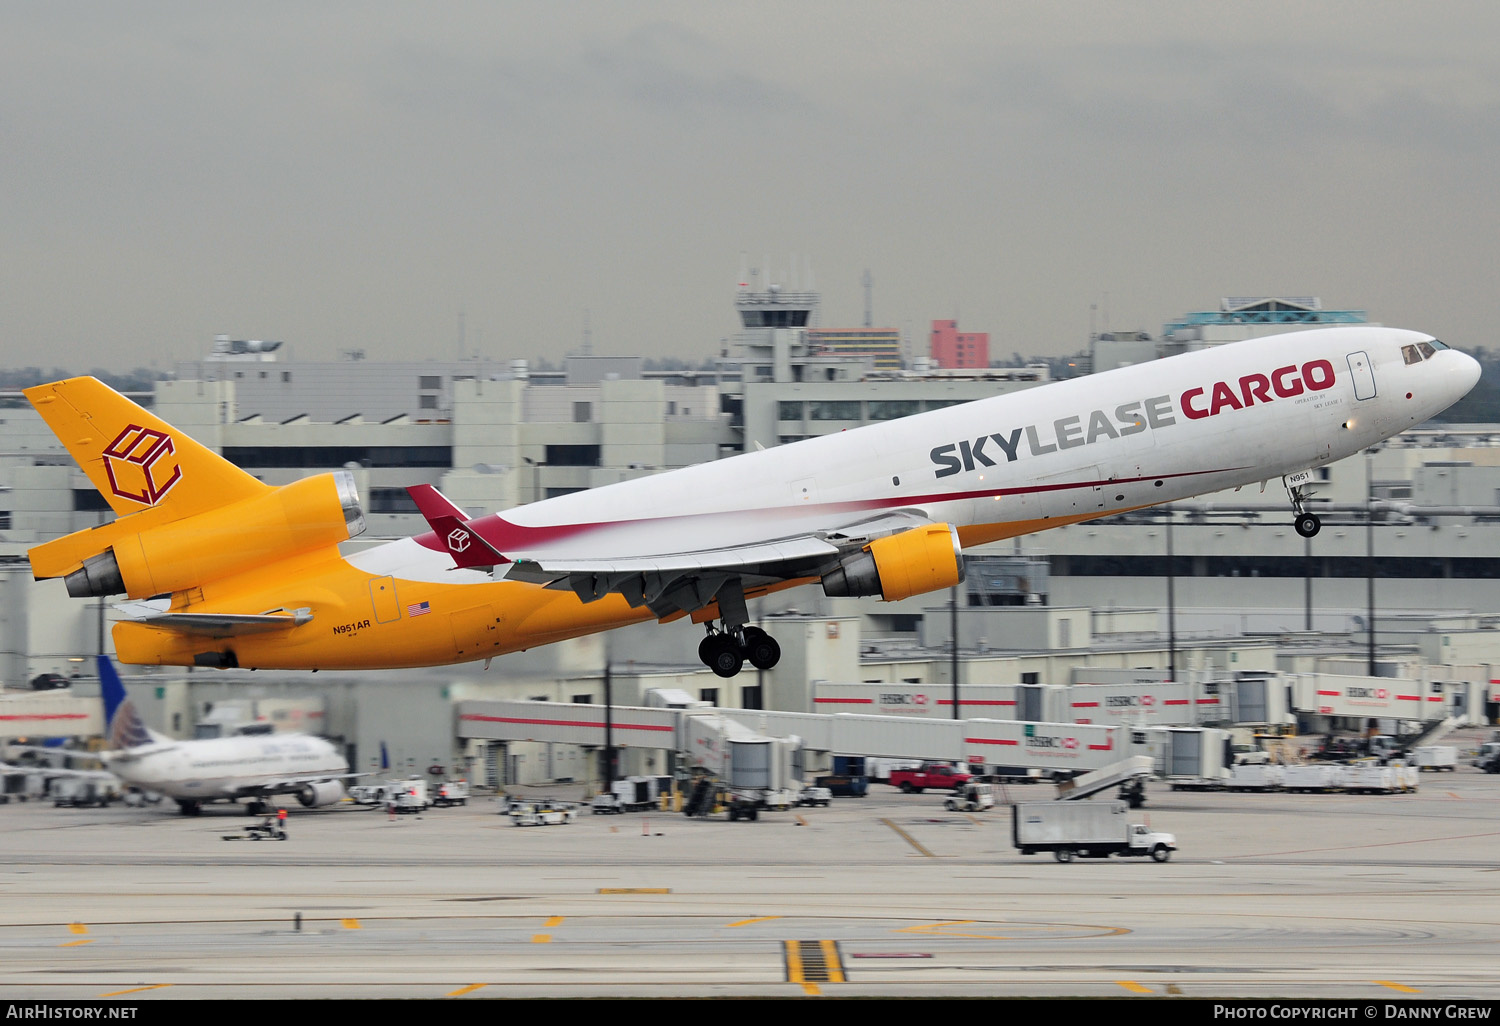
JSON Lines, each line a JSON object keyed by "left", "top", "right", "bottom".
{"left": 1013, "top": 800, "right": 1177, "bottom": 863}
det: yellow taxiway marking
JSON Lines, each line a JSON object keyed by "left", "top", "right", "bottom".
{"left": 100, "top": 985, "right": 171, "bottom": 996}
{"left": 598, "top": 887, "right": 670, "bottom": 894}
{"left": 1117, "top": 980, "right": 1153, "bottom": 993}
{"left": 447, "top": 984, "right": 487, "bottom": 996}
{"left": 341, "top": 918, "right": 361, "bottom": 929}
{"left": 727, "top": 916, "right": 782, "bottom": 928}
{"left": 543, "top": 916, "right": 565, "bottom": 927}
{"left": 532, "top": 934, "right": 552, "bottom": 944}
{"left": 68, "top": 923, "right": 88, "bottom": 935}
{"left": 60, "top": 940, "right": 93, "bottom": 948}
{"left": 880, "top": 818, "right": 936, "bottom": 857}
{"left": 1376, "top": 980, "right": 1422, "bottom": 993}
{"left": 898, "top": 920, "right": 1011, "bottom": 940}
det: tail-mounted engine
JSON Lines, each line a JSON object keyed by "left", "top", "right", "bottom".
{"left": 59, "top": 471, "right": 365, "bottom": 599}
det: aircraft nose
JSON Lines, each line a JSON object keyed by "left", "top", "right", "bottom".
{"left": 1452, "top": 350, "right": 1482, "bottom": 397}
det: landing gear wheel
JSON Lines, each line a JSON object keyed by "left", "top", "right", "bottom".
{"left": 698, "top": 634, "right": 718, "bottom": 666}
{"left": 1294, "top": 513, "right": 1321, "bottom": 538}
{"left": 704, "top": 634, "right": 744, "bottom": 678}
{"left": 741, "top": 627, "right": 781, "bottom": 670}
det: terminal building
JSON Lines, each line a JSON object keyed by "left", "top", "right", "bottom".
{"left": 3, "top": 289, "right": 1498, "bottom": 787}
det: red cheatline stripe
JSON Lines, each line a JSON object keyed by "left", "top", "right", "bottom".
{"left": 1194, "top": 698, "right": 1220, "bottom": 705}
{"left": 1316, "top": 690, "right": 1340, "bottom": 696}
{"left": 1072, "top": 702, "right": 1100, "bottom": 708}
{"left": 964, "top": 737, "right": 1019, "bottom": 746}
{"left": 1164, "top": 699, "right": 1189, "bottom": 705}
{"left": 459, "top": 714, "right": 672, "bottom": 732}
{"left": 1397, "top": 694, "right": 1420, "bottom": 701}
{"left": 414, "top": 466, "right": 1243, "bottom": 554}
{"left": 937, "top": 699, "right": 1013, "bottom": 706}
{"left": 1087, "top": 743, "right": 1113, "bottom": 750}
{"left": 1425, "top": 696, "right": 1444, "bottom": 702}
{"left": 813, "top": 698, "right": 873, "bottom": 704}
{"left": 0, "top": 714, "right": 90, "bottom": 721}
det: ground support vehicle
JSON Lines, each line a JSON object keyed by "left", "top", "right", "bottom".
{"left": 814, "top": 773, "right": 868, "bottom": 797}
{"left": 431, "top": 780, "right": 469, "bottom": 807}
{"left": 51, "top": 778, "right": 118, "bottom": 808}
{"left": 890, "top": 763, "right": 972, "bottom": 793}
{"left": 1013, "top": 800, "right": 1177, "bottom": 863}
{"left": 945, "top": 781, "right": 995, "bottom": 812}
{"left": 510, "top": 801, "right": 577, "bottom": 826}
{"left": 591, "top": 793, "right": 626, "bottom": 814}
{"left": 797, "top": 786, "right": 832, "bottom": 808}
{"left": 1413, "top": 746, "right": 1458, "bottom": 772}
{"left": 1474, "top": 742, "right": 1500, "bottom": 773}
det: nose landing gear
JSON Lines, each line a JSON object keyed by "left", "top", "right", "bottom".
{"left": 1285, "top": 471, "right": 1322, "bottom": 538}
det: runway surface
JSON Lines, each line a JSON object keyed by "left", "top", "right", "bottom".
{"left": 3, "top": 741, "right": 1499, "bottom": 1000}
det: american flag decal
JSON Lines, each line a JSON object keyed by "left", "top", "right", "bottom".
{"left": 408, "top": 601, "right": 431, "bottom": 618}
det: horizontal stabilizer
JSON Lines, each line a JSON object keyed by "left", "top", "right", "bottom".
{"left": 117, "top": 606, "right": 314, "bottom": 638}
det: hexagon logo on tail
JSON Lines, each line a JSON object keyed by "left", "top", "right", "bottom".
{"left": 102, "top": 425, "right": 182, "bottom": 506}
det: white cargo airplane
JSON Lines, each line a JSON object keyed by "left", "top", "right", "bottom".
{"left": 9, "top": 657, "right": 355, "bottom": 816}
{"left": 26, "top": 326, "right": 1480, "bottom": 679}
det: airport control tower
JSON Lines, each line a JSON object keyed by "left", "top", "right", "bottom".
{"left": 731, "top": 284, "right": 821, "bottom": 384}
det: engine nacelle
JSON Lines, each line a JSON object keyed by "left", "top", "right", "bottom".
{"left": 297, "top": 780, "right": 346, "bottom": 808}
{"left": 63, "top": 471, "right": 364, "bottom": 599}
{"left": 821, "top": 523, "right": 965, "bottom": 602}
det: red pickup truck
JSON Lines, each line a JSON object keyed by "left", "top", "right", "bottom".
{"left": 889, "top": 764, "right": 972, "bottom": 793}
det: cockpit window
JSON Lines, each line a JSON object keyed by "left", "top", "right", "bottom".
{"left": 1418, "top": 342, "right": 1436, "bottom": 360}
{"left": 1427, "top": 338, "right": 1449, "bottom": 350}
{"left": 1402, "top": 344, "right": 1423, "bottom": 365}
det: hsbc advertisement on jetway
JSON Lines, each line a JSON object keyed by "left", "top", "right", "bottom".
{"left": 1294, "top": 674, "right": 1433, "bottom": 720}
{"left": 962, "top": 720, "right": 1115, "bottom": 768}
{"left": 813, "top": 683, "right": 1019, "bottom": 718}
{"left": 1068, "top": 682, "right": 1218, "bottom": 724}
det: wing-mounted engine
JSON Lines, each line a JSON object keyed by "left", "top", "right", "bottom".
{"left": 821, "top": 522, "right": 966, "bottom": 601}
{"left": 40, "top": 471, "right": 365, "bottom": 599}
{"left": 297, "top": 781, "right": 346, "bottom": 808}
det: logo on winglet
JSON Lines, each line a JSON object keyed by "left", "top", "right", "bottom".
{"left": 448, "top": 528, "right": 471, "bottom": 553}
{"left": 102, "top": 425, "right": 182, "bottom": 506}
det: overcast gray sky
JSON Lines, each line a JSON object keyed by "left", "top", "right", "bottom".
{"left": 3, "top": 1, "right": 1498, "bottom": 372}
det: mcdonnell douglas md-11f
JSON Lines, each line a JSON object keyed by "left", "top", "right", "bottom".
{"left": 25, "top": 326, "right": 1479, "bottom": 678}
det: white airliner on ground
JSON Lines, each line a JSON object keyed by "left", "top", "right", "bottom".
{"left": 26, "top": 325, "right": 1481, "bottom": 679}
{"left": 10, "top": 657, "right": 355, "bottom": 816}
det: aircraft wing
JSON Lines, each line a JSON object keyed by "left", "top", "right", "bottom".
{"left": 229, "top": 772, "right": 364, "bottom": 800}
{"left": 2, "top": 757, "right": 116, "bottom": 782}
{"left": 409, "top": 485, "right": 941, "bottom": 618}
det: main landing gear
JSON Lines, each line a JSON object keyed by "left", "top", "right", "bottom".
{"left": 1285, "top": 472, "right": 1322, "bottom": 538}
{"left": 699, "top": 624, "right": 781, "bottom": 678}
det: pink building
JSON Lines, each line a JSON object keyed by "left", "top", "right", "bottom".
{"left": 929, "top": 320, "right": 989, "bottom": 369}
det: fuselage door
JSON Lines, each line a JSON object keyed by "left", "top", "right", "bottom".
{"left": 1347, "top": 351, "right": 1376, "bottom": 401}
{"left": 368, "top": 576, "right": 402, "bottom": 624}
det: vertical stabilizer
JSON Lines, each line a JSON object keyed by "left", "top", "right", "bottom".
{"left": 97, "top": 656, "right": 157, "bottom": 750}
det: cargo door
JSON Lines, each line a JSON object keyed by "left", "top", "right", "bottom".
{"left": 450, "top": 604, "right": 503, "bottom": 659}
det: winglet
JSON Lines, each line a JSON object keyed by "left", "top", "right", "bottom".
{"left": 406, "top": 485, "right": 507, "bottom": 568}
{"left": 97, "top": 655, "right": 155, "bottom": 750}
{"left": 407, "top": 484, "right": 470, "bottom": 522}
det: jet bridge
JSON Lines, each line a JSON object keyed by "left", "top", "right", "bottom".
{"left": 455, "top": 699, "right": 1230, "bottom": 784}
